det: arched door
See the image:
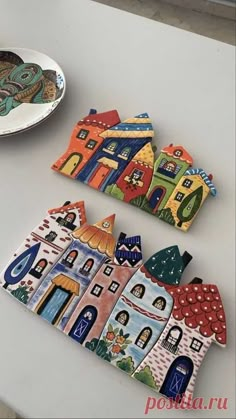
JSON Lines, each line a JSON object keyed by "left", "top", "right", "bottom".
{"left": 149, "top": 187, "right": 166, "bottom": 213}
{"left": 160, "top": 356, "right": 194, "bottom": 401}
{"left": 60, "top": 153, "right": 83, "bottom": 176}
{"left": 69, "top": 305, "right": 98, "bottom": 344}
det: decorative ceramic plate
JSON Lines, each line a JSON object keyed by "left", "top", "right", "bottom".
{"left": 0, "top": 48, "right": 66, "bottom": 136}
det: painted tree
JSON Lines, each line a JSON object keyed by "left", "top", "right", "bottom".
{"left": 134, "top": 366, "right": 158, "bottom": 389}
{"left": 176, "top": 186, "right": 203, "bottom": 228}
{"left": 116, "top": 356, "right": 135, "bottom": 374}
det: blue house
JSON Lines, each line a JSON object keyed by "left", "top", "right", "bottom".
{"left": 76, "top": 113, "right": 154, "bottom": 192}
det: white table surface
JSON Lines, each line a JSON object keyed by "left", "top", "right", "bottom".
{"left": 0, "top": 0, "right": 235, "bottom": 418}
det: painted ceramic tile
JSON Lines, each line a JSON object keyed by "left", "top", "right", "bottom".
{"left": 63, "top": 233, "right": 143, "bottom": 347}
{"left": 28, "top": 214, "right": 116, "bottom": 329}
{"left": 141, "top": 145, "right": 193, "bottom": 217}
{"left": 95, "top": 246, "right": 192, "bottom": 374}
{"left": 52, "top": 111, "right": 217, "bottom": 231}
{"left": 110, "top": 142, "right": 155, "bottom": 205}
{"left": 133, "top": 283, "right": 226, "bottom": 403}
{"left": 51, "top": 109, "right": 120, "bottom": 179}
{"left": 0, "top": 201, "right": 86, "bottom": 304}
{"left": 77, "top": 113, "right": 154, "bottom": 193}
{"left": 160, "top": 169, "right": 217, "bottom": 231}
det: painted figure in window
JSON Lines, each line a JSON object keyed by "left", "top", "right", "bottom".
{"left": 131, "top": 284, "right": 145, "bottom": 298}
{"left": 80, "top": 258, "right": 94, "bottom": 275}
{"left": 135, "top": 328, "right": 152, "bottom": 349}
{"left": 128, "top": 169, "right": 144, "bottom": 185}
{"left": 45, "top": 231, "right": 57, "bottom": 243}
{"left": 116, "top": 311, "right": 129, "bottom": 325}
{"left": 153, "top": 296, "right": 166, "bottom": 310}
{"left": 163, "top": 161, "right": 176, "bottom": 173}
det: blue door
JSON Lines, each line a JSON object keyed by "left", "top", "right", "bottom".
{"left": 69, "top": 305, "right": 98, "bottom": 344}
{"left": 149, "top": 187, "right": 166, "bottom": 212}
{"left": 38, "top": 287, "right": 71, "bottom": 324}
{"left": 160, "top": 356, "right": 194, "bottom": 401}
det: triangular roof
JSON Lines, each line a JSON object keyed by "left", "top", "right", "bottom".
{"left": 72, "top": 214, "right": 116, "bottom": 258}
{"left": 78, "top": 109, "right": 120, "bottom": 130}
{"left": 161, "top": 144, "right": 193, "bottom": 165}
{"left": 169, "top": 283, "right": 226, "bottom": 345}
{"left": 132, "top": 142, "right": 154, "bottom": 167}
{"left": 184, "top": 168, "right": 217, "bottom": 196}
{"left": 100, "top": 112, "right": 154, "bottom": 139}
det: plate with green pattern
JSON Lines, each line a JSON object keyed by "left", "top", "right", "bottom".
{"left": 0, "top": 48, "right": 66, "bottom": 136}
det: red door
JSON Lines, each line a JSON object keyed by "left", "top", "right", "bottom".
{"left": 88, "top": 165, "right": 111, "bottom": 189}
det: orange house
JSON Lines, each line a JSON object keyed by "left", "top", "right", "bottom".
{"left": 51, "top": 109, "right": 120, "bottom": 178}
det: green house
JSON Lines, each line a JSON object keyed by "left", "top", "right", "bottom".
{"left": 142, "top": 144, "right": 193, "bottom": 215}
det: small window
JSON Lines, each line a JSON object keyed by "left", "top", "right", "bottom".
{"left": 64, "top": 212, "right": 76, "bottom": 223}
{"left": 182, "top": 179, "right": 193, "bottom": 188}
{"left": 166, "top": 326, "right": 182, "bottom": 346}
{"left": 77, "top": 129, "right": 89, "bottom": 140}
{"left": 153, "top": 296, "right": 166, "bottom": 310}
{"left": 175, "top": 192, "right": 185, "bottom": 202}
{"left": 190, "top": 338, "right": 203, "bottom": 352}
{"left": 86, "top": 139, "right": 97, "bottom": 150}
{"left": 163, "top": 161, "right": 176, "bottom": 173}
{"left": 135, "top": 327, "right": 152, "bottom": 349}
{"left": 115, "top": 310, "right": 129, "bottom": 325}
{"left": 65, "top": 250, "right": 78, "bottom": 264}
{"left": 108, "top": 281, "right": 119, "bottom": 293}
{"left": 104, "top": 266, "right": 113, "bottom": 276}
{"left": 80, "top": 258, "right": 94, "bottom": 275}
{"left": 174, "top": 149, "right": 183, "bottom": 157}
{"left": 91, "top": 284, "right": 103, "bottom": 297}
{"left": 119, "top": 147, "right": 131, "bottom": 159}
{"left": 107, "top": 142, "right": 117, "bottom": 152}
{"left": 34, "top": 259, "right": 47, "bottom": 273}
{"left": 131, "top": 284, "right": 145, "bottom": 298}
{"left": 45, "top": 231, "right": 57, "bottom": 242}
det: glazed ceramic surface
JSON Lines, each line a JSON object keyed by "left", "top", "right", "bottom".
{"left": 0, "top": 48, "right": 65, "bottom": 136}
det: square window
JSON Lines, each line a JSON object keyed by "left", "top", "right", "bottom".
{"left": 190, "top": 338, "right": 203, "bottom": 352}
{"left": 182, "top": 179, "right": 193, "bottom": 188}
{"left": 104, "top": 266, "right": 113, "bottom": 276}
{"left": 77, "top": 129, "right": 89, "bottom": 140}
{"left": 86, "top": 139, "right": 98, "bottom": 150}
{"left": 108, "top": 281, "right": 119, "bottom": 293}
{"left": 175, "top": 192, "right": 185, "bottom": 202}
{"left": 91, "top": 284, "right": 103, "bottom": 297}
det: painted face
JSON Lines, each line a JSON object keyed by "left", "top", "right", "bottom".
{"left": 0, "top": 51, "right": 63, "bottom": 116}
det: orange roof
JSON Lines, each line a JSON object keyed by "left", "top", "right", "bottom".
{"left": 52, "top": 274, "right": 80, "bottom": 295}
{"left": 161, "top": 144, "right": 193, "bottom": 165}
{"left": 72, "top": 214, "right": 116, "bottom": 257}
{"left": 48, "top": 201, "right": 86, "bottom": 225}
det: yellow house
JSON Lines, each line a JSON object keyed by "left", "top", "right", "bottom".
{"left": 162, "top": 168, "right": 217, "bottom": 231}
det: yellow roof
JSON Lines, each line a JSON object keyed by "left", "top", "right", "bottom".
{"left": 97, "top": 157, "right": 118, "bottom": 170}
{"left": 52, "top": 274, "right": 80, "bottom": 295}
{"left": 133, "top": 143, "right": 154, "bottom": 167}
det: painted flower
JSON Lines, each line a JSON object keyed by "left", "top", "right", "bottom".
{"left": 116, "top": 336, "right": 125, "bottom": 345}
{"left": 29, "top": 287, "right": 34, "bottom": 292}
{"left": 27, "top": 280, "right": 33, "bottom": 285}
{"left": 111, "top": 344, "right": 121, "bottom": 354}
{"left": 106, "top": 332, "right": 115, "bottom": 341}
{"left": 20, "top": 281, "right": 25, "bottom": 285}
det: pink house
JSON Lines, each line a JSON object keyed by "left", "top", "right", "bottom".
{"left": 133, "top": 282, "right": 226, "bottom": 402}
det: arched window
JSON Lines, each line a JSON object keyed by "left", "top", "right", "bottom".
{"left": 135, "top": 327, "right": 152, "bottom": 349}
{"left": 80, "top": 258, "right": 94, "bottom": 275}
{"left": 107, "top": 141, "right": 117, "bottom": 152}
{"left": 120, "top": 147, "right": 131, "bottom": 159}
{"left": 34, "top": 259, "right": 48, "bottom": 274}
{"left": 45, "top": 231, "right": 57, "bottom": 242}
{"left": 66, "top": 250, "right": 78, "bottom": 264}
{"left": 115, "top": 310, "right": 129, "bottom": 325}
{"left": 131, "top": 284, "right": 145, "bottom": 298}
{"left": 163, "top": 161, "right": 176, "bottom": 172}
{"left": 64, "top": 212, "right": 76, "bottom": 224}
{"left": 161, "top": 326, "right": 183, "bottom": 354}
{"left": 153, "top": 296, "right": 166, "bottom": 311}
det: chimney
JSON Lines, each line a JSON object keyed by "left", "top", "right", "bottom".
{"left": 189, "top": 277, "right": 203, "bottom": 285}
{"left": 208, "top": 174, "right": 213, "bottom": 181}
{"left": 182, "top": 251, "right": 193, "bottom": 270}
{"left": 89, "top": 109, "right": 97, "bottom": 115}
{"left": 63, "top": 201, "right": 71, "bottom": 206}
{"left": 117, "top": 232, "right": 127, "bottom": 241}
